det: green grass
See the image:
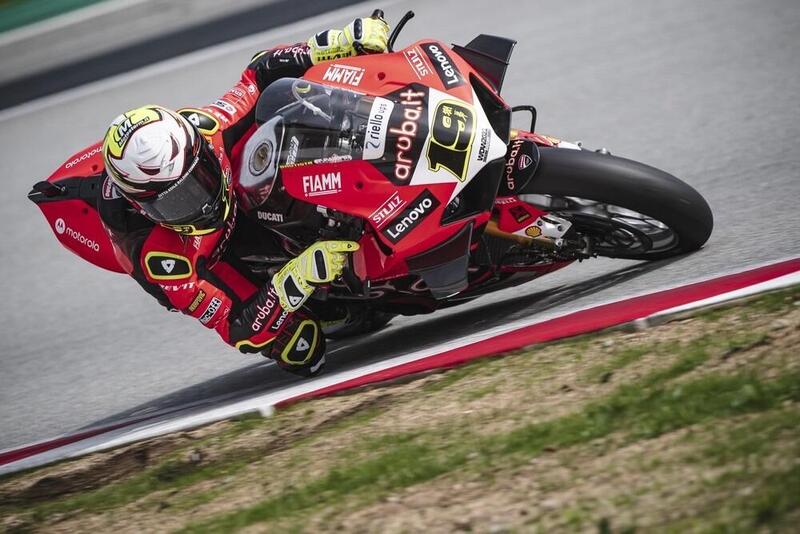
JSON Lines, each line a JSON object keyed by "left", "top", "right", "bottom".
{"left": 421, "top": 361, "right": 487, "bottom": 393}
{"left": 697, "top": 406, "right": 800, "bottom": 466}
{"left": 463, "top": 382, "right": 499, "bottom": 400}
{"left": 745, "top": 286, "right": 800, "bottom": 314}
{"left": 5, "top": 286, "right": 799, "bottom": 531}
{"left": 11, "top": 452, "right": 253, "bottom": 523}
{"left": 0, "top": 400, "right": 399, "bottom": 523}
{"left": 584, "top": 345, "right": 652, "bottom": 382}
{"left": 748, "top": 465, "right": 800, "bottom": 527}
{"left": 694, "top": 285, "right": 800, "bottom": 322}
{"left": 182, "top": 354, "right": 800, "bottom": 531}
{"left": 1, "top": 414, "right": 279, "bottom": 519}
{"left": 182, "top": 441, "right": 469, "bottom": 533}
{"left": 665, "top": 455, "right": 800, "bottom": 532}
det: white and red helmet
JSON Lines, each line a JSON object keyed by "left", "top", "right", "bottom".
{"left": 102, "top": 105, "right": 231, "bottom": 235}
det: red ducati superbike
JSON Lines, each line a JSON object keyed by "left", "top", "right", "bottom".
{"left": 29, "top": 11, "right": 713, "bottom": 338}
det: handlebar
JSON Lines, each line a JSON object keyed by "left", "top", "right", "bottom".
{"left": 364, "top": 8, "right": 415, "bottom": 53}
{"left": 387, "top": 10, "right": 415, "bottom": 52}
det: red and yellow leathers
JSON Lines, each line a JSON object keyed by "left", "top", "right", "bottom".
{"left": 98, "top": 17, "right": 388, "bottom": 376}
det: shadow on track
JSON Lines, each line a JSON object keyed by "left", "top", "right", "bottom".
{"left": 83, "top": 258, "right": 677, "bottom": 430}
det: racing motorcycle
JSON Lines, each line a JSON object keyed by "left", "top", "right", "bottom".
{"left": 28, "top": 10, "right": 713, "bottom": 339}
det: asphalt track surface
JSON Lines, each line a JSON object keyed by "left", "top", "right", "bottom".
{"left": 1, "top": 0, "right": 799, "bottom": 451}
{"left": 0, "top": 0, "right": 365, "bottom": 109}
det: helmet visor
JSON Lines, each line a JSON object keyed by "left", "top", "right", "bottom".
{"left": 136, "top": 140, "right": 225, "bottom": 228}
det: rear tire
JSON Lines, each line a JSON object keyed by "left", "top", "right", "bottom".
{"left": 520, "top": 147, "right": 713, "bottom": 260}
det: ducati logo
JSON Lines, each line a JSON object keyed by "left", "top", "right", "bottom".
{"left": 161, "top": 259, "right": 176, "bottom": 273}
{"left": 289, "top": 294, "right": 303, "bottom": 307}
{"left": 519, "top": 154, "right": 533, "bottom": 170}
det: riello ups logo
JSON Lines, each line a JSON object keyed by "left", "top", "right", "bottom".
{"left": 381, "top": 189, "right": 441, "bottom": 244}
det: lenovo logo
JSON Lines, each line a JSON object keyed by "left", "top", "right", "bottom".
{"left": 381, "top": 190, "right": 440, "bottom": 244}
{"left": 422, "top": 43, "right": 464, "bottom": 88}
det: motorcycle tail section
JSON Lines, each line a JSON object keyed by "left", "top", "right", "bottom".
{"left": 27, "top": 142, "right": 126, "bottom": 274}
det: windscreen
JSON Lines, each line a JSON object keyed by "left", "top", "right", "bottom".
{"left": 238, "top": 78, "right": 377, "bottom": 210}
{"left": 238, "top": 78, "right": 500, "bottom": 214}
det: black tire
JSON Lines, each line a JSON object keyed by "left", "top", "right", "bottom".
{"left": 520, "top": 147, "right": 713, "bottom": 260}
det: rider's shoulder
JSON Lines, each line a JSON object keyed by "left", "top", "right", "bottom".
{"left": 177, "top": 108, "right": 220, "bottom": 137}
{"left": 97, "top": 174, "right": 152, "bottom": 235}
{"left": 139, "top": 226, "right": 206, "bottom": 284}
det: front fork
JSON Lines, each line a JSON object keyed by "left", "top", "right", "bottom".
{"left": 487, "top": 129, "right": 575, "bottom": 250}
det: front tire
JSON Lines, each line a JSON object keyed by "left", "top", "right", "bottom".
{"left": 519, "top": 147, "right": 713, "bottom": 260}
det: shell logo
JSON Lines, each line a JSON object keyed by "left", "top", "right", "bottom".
{"left": 525, "top": 226, "right": 542, "bottom": 238}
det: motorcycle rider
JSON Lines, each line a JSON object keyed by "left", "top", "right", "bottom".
{"left": 98, "top": 15, "right": 390, "bottom": 376}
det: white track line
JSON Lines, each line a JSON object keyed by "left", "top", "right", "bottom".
{"left": 648, "top": 270, "right": 800, "bottom": 319}
{"left": 2, "top": 256, "right": 797, "bottom": 475}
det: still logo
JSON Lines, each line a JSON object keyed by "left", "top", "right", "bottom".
{"left": 369, "top": 191, "right": 406, "bottom": 228}
{"left": 403, "top": 47, "right": 431, "bottom": 79}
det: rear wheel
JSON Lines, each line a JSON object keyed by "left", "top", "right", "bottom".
{"left": 519, "top": 147, "right": 713, "bottom": 260}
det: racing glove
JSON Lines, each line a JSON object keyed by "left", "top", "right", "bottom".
{"left": 271, "top": 240, "right": 360, "bottom": 312}
{"left": 307, "top": 15, "right": 390, "bottom": 64}
{"left": 267, "top": 307, "right": 327, "bottom": 377}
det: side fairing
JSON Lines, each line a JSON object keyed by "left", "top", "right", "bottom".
{"left": 28, "top": 142, "right": 127, "bottom": 274}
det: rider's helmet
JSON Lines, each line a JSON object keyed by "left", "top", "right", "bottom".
{"left": 102, "top": 105, "right": 232, "bottom": 235}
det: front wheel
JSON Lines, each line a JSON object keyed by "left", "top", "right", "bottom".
{"left": 518, "top": 147, "right": 713, "bottom": 260}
